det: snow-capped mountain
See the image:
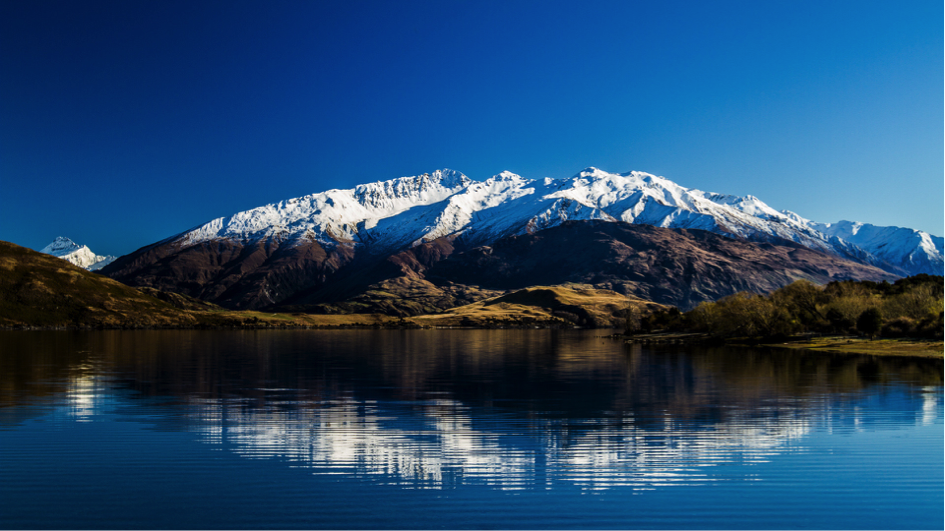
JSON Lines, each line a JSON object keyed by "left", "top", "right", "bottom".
{"left": 811, "top": 221, "right": 944, "bottom": 278}
{"left": 104, "top": 168, "right": 906, "bottom": 311}
{"left": 167, "top": 168, "right": 942, "bottom": 276}
{"left": 41, "top": 237, "right": 116, "bottom": 271}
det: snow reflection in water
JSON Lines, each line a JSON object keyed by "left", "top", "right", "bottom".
{"left": 3, "top": 330, "right": 941, "bottom": 530}
{"left": 9, "top": 329, "right": 940, "bottom": 494}
{"left": 187, "top": 396, "right": 811, "bottom": 490}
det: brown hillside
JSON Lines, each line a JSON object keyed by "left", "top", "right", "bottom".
{"left": 0, "top": 240, "right": 203, "bottom": 328}
{"left": 413, "top": 285, "right": 665, "bottom": 328}
{"left": 427, "top": 221, "right": 897, "bottom": 309}
{"left": 102, "top": 236, "right": 356, "bottom": 310}
{"left": 100, "top": 220, "right": 898, "bottom": 313}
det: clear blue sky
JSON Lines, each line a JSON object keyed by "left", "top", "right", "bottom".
{"left": 2, "top": 0, "right": 941, "bottom": 256}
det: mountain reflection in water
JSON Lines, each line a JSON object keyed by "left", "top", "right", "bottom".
{"left": 186, "top": 395, "right": 812, "bottom": 491}
{"left": 2, "top": 329, "right": 940, "bottom": 494}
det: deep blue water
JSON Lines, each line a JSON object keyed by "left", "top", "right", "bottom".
{"left": 0, "top": 330, "right": 942, "bottom": 529}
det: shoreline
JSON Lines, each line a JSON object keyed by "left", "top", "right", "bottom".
{"left": 4, "top": 324, "right": 942, "bottom": 360}
{"left": 623, "top": 332, "right": 943, "bottom": 359}
{"left": 750, "top": 337, "right": 944, "bottom": 359}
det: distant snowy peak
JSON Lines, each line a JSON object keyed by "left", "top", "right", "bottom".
{"left": 812, "top": 221, "right": 944, "bottom": 276}
{"left": 169, "top": 168, "right": 943, "bottom": 277}
{"left": 41, "top": 237, "right": 116, "bottom": 271}
{"left": 41, "top": 236, "right": 83, "bottom": 255}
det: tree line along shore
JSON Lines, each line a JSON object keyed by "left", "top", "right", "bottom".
{"left": 623, "top": 275, "right": 943, "bottom": 358}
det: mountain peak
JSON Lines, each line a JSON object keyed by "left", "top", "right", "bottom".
{"left": 41, "top": 236, "right": 81, "bottom": 254}
{"left": 429, "top": 168, "right": 470, "bottom": 186}
{"left": 575, "top": 166, "right": 610, "bottom": 178}
{"left": 491, "top": 170, "right": 524, "bottom": 181}
{"left": 40, "top": 237, "right": 116, "bottom": 271}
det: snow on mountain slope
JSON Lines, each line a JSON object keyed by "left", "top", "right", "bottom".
{"left": 176, "top": 169, "right": 471, "bottom": 250}
{"left": 812, "top": 221, "right": 944, "bottom": 276}
{"left": 41, "top": 237, "right": 116, "bottom": 271}
{"left": 167, "top": 168, "right": 942, "bottom": 277}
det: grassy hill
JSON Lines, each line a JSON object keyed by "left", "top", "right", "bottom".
{"left": 0, "top": 240, "right": 201, "bottom": 328}
{"left": 2, "top": 241, "right": 659, "bottom": 329}
{"left": 413, "top": 285, "right": 665, "bottom": 328}
{"left": 0, "top": 241, "right": 399, "bottom": 329}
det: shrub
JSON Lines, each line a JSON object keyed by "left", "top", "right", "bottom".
{"left": 916, "top": 311, "right": 944, "bottom": 340}
{"left": 642, "top": 307, "right": 683, "bottom": 332}
{"left": 623, "top": 306, "right": 641, "bottom": 335}
{"left": 825, "top": 307, "right": 856, "bottom": 334}
{"left": 856, "top": 307, "right": 884, "bottom": 340}
{"left": 882, "top": 316, "right": 915, "bottom": 338}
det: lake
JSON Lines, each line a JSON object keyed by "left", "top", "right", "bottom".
{"left": 0, "top": 329, "right": 941, "bottom": 529}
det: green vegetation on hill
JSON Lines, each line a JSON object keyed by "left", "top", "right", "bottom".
{"left": 641, "top": 276, "right": 944, "bottom": 341}
{"left": 286, "top": 277, "right": 504, "bottom": 317}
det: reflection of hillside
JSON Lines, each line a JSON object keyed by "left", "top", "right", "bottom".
{"left": 622, "top": 345, "right": 943, "bottom": 422}
{"left": 2, "top": 329, "right": 941, "bottom": 491}
{"left": 0, "top": 332, "right": 104, "bottom": 425}
{"left": 186, "top": 396, "right": 813, "bottom": 490}
{"left": 2, "top": 330, "right": 941, "bottom": 424}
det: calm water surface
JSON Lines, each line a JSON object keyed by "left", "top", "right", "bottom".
{"left": 0, "top": 330, "right": 942, "bottom": 529}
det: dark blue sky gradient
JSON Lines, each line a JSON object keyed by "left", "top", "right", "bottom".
{"left": 2, "top": 0, "right": 941, "bottom": 256}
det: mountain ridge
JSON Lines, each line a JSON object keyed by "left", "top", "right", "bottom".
{"left": 140, "top": 168, "right": 941, "bottom": 277}
{"left": 98, "top": 167, "right": 937, "bottom": 313}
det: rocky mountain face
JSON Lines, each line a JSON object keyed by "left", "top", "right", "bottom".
{"left": 277, "top": 221, "right": 897, "bottom": 312}
{"left": 40, "top": 237, "right": 116, "bottom": 271}
{"left": 465, "top": 222, "right": 903, "bottom": 308}
{"left": 114, "top": 168, "right": 941, "bottom": 274}
{"left": 105, "top": 221, "right": 897, "bottom": 313}
{"left": 102, "top": 237, "right": 355, "bottom": 310}
{"left": 101, "top": 168, "right": 935, "bottom": 312}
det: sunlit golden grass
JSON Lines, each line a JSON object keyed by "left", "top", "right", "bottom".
{"left": 760, "top": 336, "right": 943, "bottom": 359}
{"left": 413, "top": 285, "right": 665, "bottom": 328}
{"left": 205, "top": 310, "right": 399, "bottom": 328}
